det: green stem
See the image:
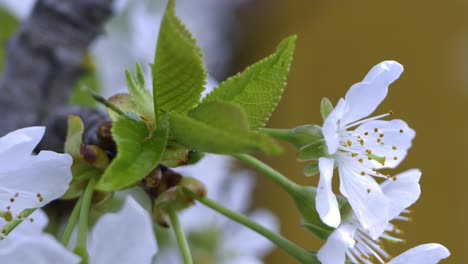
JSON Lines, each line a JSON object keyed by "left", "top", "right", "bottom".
{"left": 90, "top": 92, "right": 125, "bottom": 116}
{"left": 1, "top": 208, "right": 35, "bottom": 237}
{"left": 185, "top": 190, "right": 319, "bottom": 264}
{"left": 167, "top": 206, "right": 193, "bottom": 264}
{"left": 233, "top": 154, "right": 299, "bottom": 195}
{"left": 61, "top": 196, "right": 83, "bottom": 246}
{"left": 74, "top": 177, "right": 97, "bottom": 264}
{"left": 260, "top": 128, "right": 292, "bottom": 141}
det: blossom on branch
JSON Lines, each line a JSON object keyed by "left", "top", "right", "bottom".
{"left": 0, "top": 127, "right": 72, "bottom": 233}
{"left": 317, "top": 169, "right": 450, "bottom": 264}
{"left": 317, "top": 61, "right": 415, "bottom": 239}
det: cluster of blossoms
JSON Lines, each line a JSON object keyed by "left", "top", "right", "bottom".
{"left": 0, "top": 62, "right": 450, "bottom": 264}
{"left": 313, "top": 61, "right": 449, "bottom": 263}
{"left": 0, "top": 128, "right": 275, "bottom": 263}
{"left": 0, "top": 0, "right": 451, "bottom": 263}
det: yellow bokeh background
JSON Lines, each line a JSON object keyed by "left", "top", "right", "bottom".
{"left": 232, "top": 1, "right": 466, "bottom": 263}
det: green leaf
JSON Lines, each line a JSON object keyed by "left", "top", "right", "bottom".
{"left": 202, "top": 36, "right": 296, "bottom": 130}
{"left": 152, "top": 0, "right": 206, "bottom": 116}
{"left": 96, "top": 114, "right": 170, "bottom": 191}
{"left": 125, "top": 64, "right": 154, "bottom": 122}
{"left": 169, "top": 101, "right": 281, "bottom": 155}
{"left": 320, "top": 97, "right": 333, "bottom": 121}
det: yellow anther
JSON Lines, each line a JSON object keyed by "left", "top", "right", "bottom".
{"left": 379, "top": 133, "right": 384, "bottom": 138}
{"left": 4, "top": 211, "right": 12, "bottom": 222}
{"left": 374, "top": 128, "right": 378, "bottom": 133}
{"left": 347, "top": 140, "right": 352, "bottom": 147}
{"left": 358, "top": 159, "right": 363, "bottom": 163}
{"left": 364, "top": 132, "right": 369, "bottom": 136}
{"left": 351, "top": 153, "right": 358, "bottom": 157}
{"left": 360, "top": 171, "right": 366, "bottom": 176}
{"left": 367, "top": 188, "right": 371, "bottom": 193}
{"left": 392, "top": 146, "right": 397, "bottom": 150}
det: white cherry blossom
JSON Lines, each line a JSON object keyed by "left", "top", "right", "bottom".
{"left": 0, "top": 127, "right": 72, "bottom": 234}
{"left": 87, "top": 196, "right": 157, "bottom": 263}
{"left": 317, "top": 61, "right": 415, "bottom": 239}
{"left": 0, "top": 196, "right": 157, "bottom": 264}
{"left": 387, "top": 243, "right": 450, "bottom": 264}
{"left": 0, "top": 210, "right": 80, "bottom": 264}
{"left": 317, "top": 169, "right": 449, "bottom": 264}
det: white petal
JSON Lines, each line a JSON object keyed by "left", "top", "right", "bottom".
{"left": 353, "top": 119, "right": 415, "bottom": 169}
{"left": 341, "top": 61, "right": 404, "bottom": 125}
{"left": 88, "top": 196, "right": 157, "bottom": 264}
{"left": 388, "top": 243, "right": 450, "bottom": 264}
{"left": 0, "top": 233, "right": 80, "bottom": 264}
{"left": 0, "top": 150, "right": 72, "bottom": 215}
{"left": 338, "top": 165, "right": 388, "bottom": 239}
{"left": 317, "top": 223, "right": 357, "bottom": 264}
{"left": 322, "top": 99, "right": 346, "bottom": 154}
{"left": 0, "top": 126, "right": 45, "bottom": 169}
{"left": 223, "top": 209, "right": 278, "bottom": 258}
{"left": 380, "top": 169, "right": 421, "bottom": 220}
{"left": 316, "top": 158, "right": 341, "bottom": 227}
{"left": 6, "top": 210, "right": 48, "bottom": 238}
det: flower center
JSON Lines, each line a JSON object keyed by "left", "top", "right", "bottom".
{"left": 334, "top": 112, "right": 410, "bottom": 180}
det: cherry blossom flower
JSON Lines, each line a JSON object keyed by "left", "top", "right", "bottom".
{"left": 0, "top": 196, "right": 157, "bottom": 264}
{"left": 0, "top": 127, "right": 72, "bottom": 234}
{"left": 317, "top": 61, "right": 415, "bottom": 239}
{"left": 0, "top": 210, "right": 80, "bottom": 264}
{"left": 87, "top": 196, "right": 157, "bottom": 263}
{"left": 317, "top": 169, "right": 449, "bottom": 264}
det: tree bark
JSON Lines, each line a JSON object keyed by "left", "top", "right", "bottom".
{"left": 0, "top": 0, "right": 113, "bottom": 151}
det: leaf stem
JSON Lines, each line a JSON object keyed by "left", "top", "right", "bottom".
{"left": 61, "top": 196, "right": 83, "bottom": 246}
{"left": 167, "top": 206, "right": 193, "bottom": 264}
{"left": 74, "top": 177, "right": 97, "bottom": 264}
{"left": 260, "top": 128, "right": 292, "bottom": 141}
{"left": 185, "top": 190, "right": 319, "bottom": 264}
{"left": 233, "top": 154, "right": 299, "bottom": 195}
{"left": 1, "top": 208, "right": 35, "bottom": 237}
{"left": 90, "top": 91, "right": 126, "bottom": 116}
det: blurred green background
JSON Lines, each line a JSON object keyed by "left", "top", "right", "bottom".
{"left": 232, "top": 0, "right": 466, "bottom": 263}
